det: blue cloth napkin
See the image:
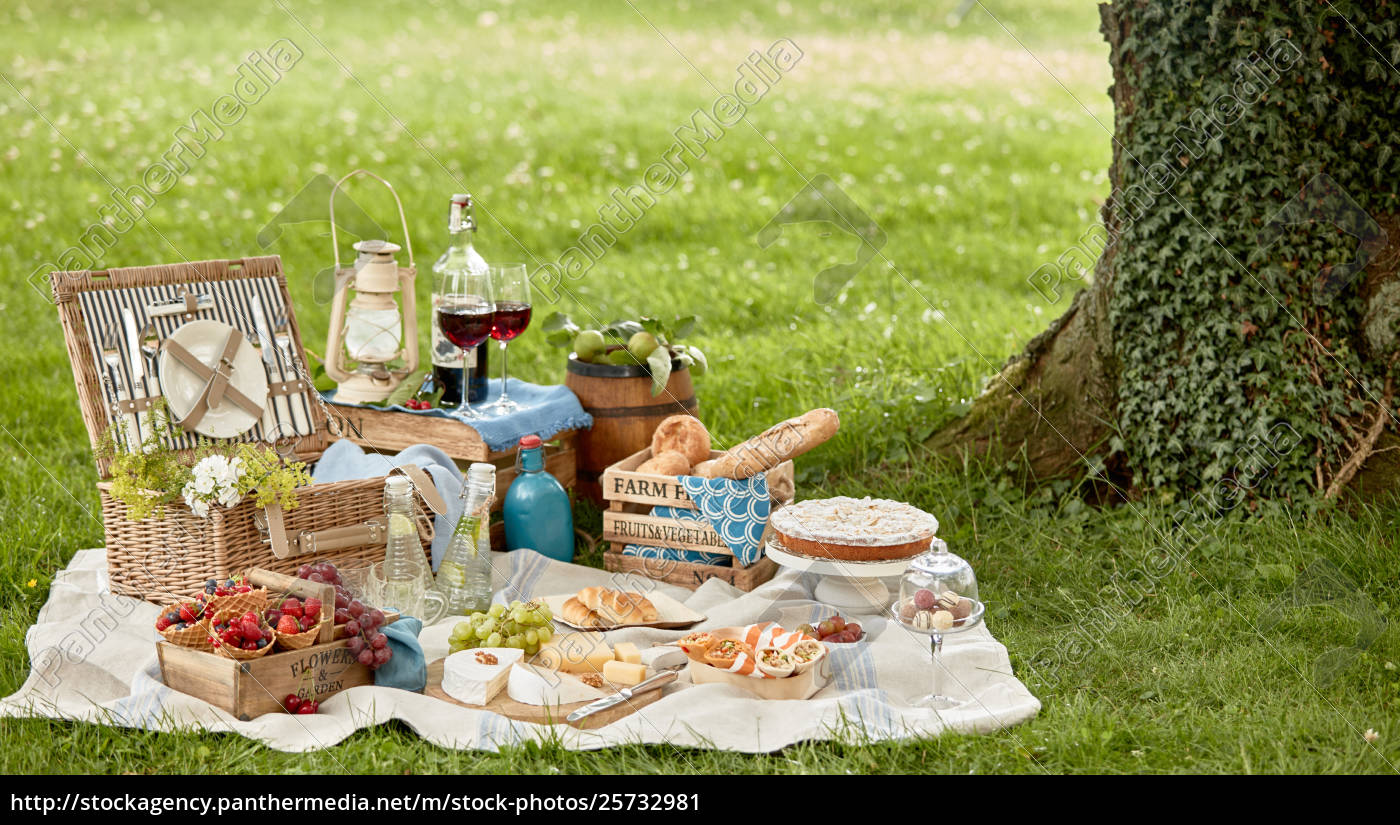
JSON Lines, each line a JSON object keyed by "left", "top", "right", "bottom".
{"left": 622, "top": 474, "right": 771, "bottom": 568}
{"left": 321, "top": 378, "right": 593, "bottom": 453}
{"left": 373, "top": 617, "right": 426, "bottom": 692}
{"left": 311, "top": 440, "right": 463, "bottom": 571}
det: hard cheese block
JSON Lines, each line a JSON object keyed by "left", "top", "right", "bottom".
{"left": 614, "top": 642, "right": 641, "bottom": 665}
{"left": 603, "top": 659, "right": 647, "bottom": 686}
{"left": 534, "top": 631, "right": 613, "bottom": 674}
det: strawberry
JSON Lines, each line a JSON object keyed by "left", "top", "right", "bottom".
{"left": 282, "top": 598, "right": 303, "bottom": 619}
{"left": 178, "top": 603, "right": 198, "bottom": 623}
{"left": 241, "top": 620, "right": 262, "bottom": 640}
{"left": 302, "top": 597, "right": 322, "bottom": 619}
{"left": 276, "top": 614, "right": 301, "bottom": 635}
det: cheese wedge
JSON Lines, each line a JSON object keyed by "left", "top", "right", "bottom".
{"left": 532, "top": 631, "right": 613, "bottom": 674}
{"left": 614, "top": 642, "right": 641, "bottom": 665}
{"left": 603, "top": 659, "right": 647, "bottom": 686}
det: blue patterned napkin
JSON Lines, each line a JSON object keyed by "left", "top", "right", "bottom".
{"left": 621, "top": 474, "right": 770, "bottom": 568}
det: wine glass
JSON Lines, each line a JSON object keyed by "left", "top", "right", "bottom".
{"left": 485, "top": 263, "right": 532, "bottom": 414}
{"left": 437, "top": 266, "right": 494, "bottom": 420}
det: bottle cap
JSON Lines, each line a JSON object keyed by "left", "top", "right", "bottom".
{"left": 385, "top": 475, "right": 413, "bottom": 495}
{"left": 466, "top": 463, "right": 496, "bottom": 484}
{"left": 519, "top": 434, "right": 542, "bottom": 449}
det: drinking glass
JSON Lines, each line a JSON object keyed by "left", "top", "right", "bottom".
{"left": 437, "top": 265, "right": 495, "bottom": 420}
{"left": 485, "top": 264, "right": 532, "bottom": 414}
{"left": 370, "top": 560, "right": 446, "bottom": 624}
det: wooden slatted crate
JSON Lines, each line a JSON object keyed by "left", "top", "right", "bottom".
{"left": 600, "top": 448, "right": 792, "bottom": 591}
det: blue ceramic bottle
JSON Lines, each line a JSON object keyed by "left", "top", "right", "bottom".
{"left": 503, "top": 435, "right": 574, "bottom": 562}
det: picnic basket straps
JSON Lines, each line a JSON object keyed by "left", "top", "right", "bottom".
{"left": 259, "top": 464, "right": 447, "bottom": 559}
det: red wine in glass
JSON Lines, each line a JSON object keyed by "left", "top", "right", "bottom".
{"left": 438, "top": 305, "right": 494, "bottom": 349}
{"left": 490, "top": 301, "right": 533, "bottom": 342}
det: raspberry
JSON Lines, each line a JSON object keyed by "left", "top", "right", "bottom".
{"left": 155, "top": 615, "right": 172, "bottom": 631}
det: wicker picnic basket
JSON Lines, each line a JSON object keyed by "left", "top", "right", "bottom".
{"left": 52, "top": 256, "right": 443, "bottom": 604}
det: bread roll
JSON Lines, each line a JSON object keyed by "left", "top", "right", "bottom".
{"left": 707, "top": 408, "right": 840, "bottom": 480}
{"left": 577, "top": 587, "right": 659, "bottom": 624}
{"left": 561, "top": 597, "right": 603, "bottom": 628}
{"left": 651, "top": 414, "right": 711, "bottom": 466}
{"left": 691, "top": 458, "right": 719, "bottom": 478}
{"left": 637, "top": 449, "right": 691, "bottom": 475}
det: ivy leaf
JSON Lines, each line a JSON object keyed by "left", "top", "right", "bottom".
{"left": 646, "top": 346, "right": 671, "bottom": 397}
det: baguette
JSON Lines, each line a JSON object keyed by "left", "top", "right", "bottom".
{"left": 707, "top": 408, "right": 839, "bottom": 480}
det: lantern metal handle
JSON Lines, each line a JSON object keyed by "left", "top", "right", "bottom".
{"left": 327, "top": 169, "right": 416, "bottom": 272}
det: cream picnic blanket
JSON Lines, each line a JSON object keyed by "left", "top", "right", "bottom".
{"left": 0, "top": 548, "right": 1040, "bottom": 753}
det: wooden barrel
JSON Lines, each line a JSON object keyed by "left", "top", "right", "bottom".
{"left": 565, "top": 354, "right": 698, "bottom": 505}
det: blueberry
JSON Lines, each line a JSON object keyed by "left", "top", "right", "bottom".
{"left": 166, "top": 613, "right": 179, "bottom": 623}
{"left": 256, "top": 638, "right": 267, "bottom": 648}
{"left": 205, "top": 579, "right": 217, "bottom": 588}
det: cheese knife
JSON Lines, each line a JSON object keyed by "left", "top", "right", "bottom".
{"left": 565, "top": 668, "right": 679, "bottom": 724}
{"left": 147, "top": 293, "right": 214, "bottom": 317}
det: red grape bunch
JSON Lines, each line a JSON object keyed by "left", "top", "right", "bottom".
{"left": 296, "top": 562, "right": 393, "bottom": 670}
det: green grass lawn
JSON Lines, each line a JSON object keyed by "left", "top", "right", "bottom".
{"left": 1, "top": 0, "right": 1396, "bottom": 773}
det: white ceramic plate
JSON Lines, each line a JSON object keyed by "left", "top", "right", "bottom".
{"left": 540, "top": 590, "right": 706, "bottom": 631}
{"left": 158, "top": 319, "right": 268, "bottom": 439}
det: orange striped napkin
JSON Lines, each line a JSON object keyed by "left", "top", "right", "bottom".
{"left": 716, "top": 622, "right": 814, "bottom": 679}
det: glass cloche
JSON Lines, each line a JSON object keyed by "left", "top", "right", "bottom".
{"left": 896, "top": 537, "right": 979, "bottom": 630}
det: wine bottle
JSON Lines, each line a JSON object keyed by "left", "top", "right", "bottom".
{"left": 431, "top": 193, "right": 489, "bottom": 407}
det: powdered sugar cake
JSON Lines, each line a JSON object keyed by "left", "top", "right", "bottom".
{"left": 769, "top": 496, "right": 938, "bottom": 561}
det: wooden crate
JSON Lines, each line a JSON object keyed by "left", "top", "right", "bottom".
{"left": 326, "top": 403, "right": 577, "bottom": 514}
{"left": 600, "top": 448, "right": 792, "bottom": 591}
{"left": 156, "top": 567, "right": 393, "bottom": 720}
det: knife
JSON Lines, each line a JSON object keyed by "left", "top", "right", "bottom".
{"left": 565, "top": 668, "right": 679, "bottom": 724}
{"left": 121, "top": 308, "right": 146, "bottom": 446}
{"left": 249, "top": 295, "right": 286, "bottom": 441}
{"left": 147, "top": 293, "right": 214, "bottom": 317}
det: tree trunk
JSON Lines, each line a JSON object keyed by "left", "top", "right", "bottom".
{"left": 929, "top": 2, "right": 1400, "bottom": 501}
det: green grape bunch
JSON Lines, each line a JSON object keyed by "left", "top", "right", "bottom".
{"left": 447, "top": 599, "right": 554, "bottom": 656}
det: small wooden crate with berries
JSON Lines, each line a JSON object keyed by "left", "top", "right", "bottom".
{"left": 156, "top": 564, "right": 396, "bottom": 720}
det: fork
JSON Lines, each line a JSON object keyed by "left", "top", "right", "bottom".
{"left": 273, "top": 310, "right": 312, "bottom": 435}
{"left": 100, "top": 327, "right": 137, "bottom": 452}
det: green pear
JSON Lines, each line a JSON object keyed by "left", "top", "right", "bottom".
{"left": 573, "top": 329, "right": 606, "bottom": 361}
{"left": 627, "top": 331, "right": 660, "bottom": 361}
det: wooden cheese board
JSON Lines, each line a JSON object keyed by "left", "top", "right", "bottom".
{"left": 424, "top": 659, "right": 665, "bottom": 730}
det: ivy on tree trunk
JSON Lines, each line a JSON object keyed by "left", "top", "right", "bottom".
{"left": 930, "top": 1, "right": 1400, "bottom": 502}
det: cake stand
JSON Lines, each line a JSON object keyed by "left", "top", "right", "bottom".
{"left": 765, "top": 540, "right": 919, "bottom": 613}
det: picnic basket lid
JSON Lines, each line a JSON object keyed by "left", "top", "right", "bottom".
{"left": 51, "top": 255, "right": 334, "bottom": 478}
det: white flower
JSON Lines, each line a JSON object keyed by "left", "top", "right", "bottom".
{"left": 216, "top": 484, "right": 242, "bottom": 509}
{"left": 192, "top": 472, "right": 216, "bottom": 495}
{"left": 187, "top": 496, "right": 210, "bottom": 519}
